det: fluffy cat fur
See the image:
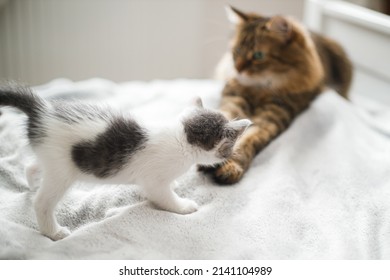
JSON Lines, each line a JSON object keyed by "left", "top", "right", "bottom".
{"left": 202, "top": 6, "right": 353, "bottom": 184}
{"left": 0, "top": 85, "right": 251, "bottom": 240}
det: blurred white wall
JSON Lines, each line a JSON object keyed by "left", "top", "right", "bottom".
{"left": 0, "top": 0, "right": 304, "bottom": 85}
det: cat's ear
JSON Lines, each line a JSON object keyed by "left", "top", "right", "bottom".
{"left": 226, "top": 119, "right": 252, "bottom": 136}
{"left": 266, "top": 16, "right": 292, "bottom": 42}
{"left": 225, "top": 6, "right": 249, "bottom": 24}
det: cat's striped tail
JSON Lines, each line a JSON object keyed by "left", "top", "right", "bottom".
{"left": 0, "top": 84, "right": 47, "bottom": 119}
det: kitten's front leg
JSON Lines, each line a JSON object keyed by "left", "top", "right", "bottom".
{"left": 144, "top": 181, "right": 198, "bottom": 215}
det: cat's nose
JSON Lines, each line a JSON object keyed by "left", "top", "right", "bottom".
{"left": 235, "top": 58, "right": 250, "bottom": 73}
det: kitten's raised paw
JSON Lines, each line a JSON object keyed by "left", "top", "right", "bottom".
{"left": 211, "top": 159, "right": 244, "bottom": 185}
{"left": 45, "top": 226, "right": 71, "bottom": 241}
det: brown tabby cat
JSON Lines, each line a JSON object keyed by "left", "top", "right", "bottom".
{"left": 201, "top": 6, "right": 353, "bottom": 184}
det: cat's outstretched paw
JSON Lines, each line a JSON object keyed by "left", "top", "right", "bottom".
{"left": 44, "top": 226, "right": 71, "bottom": 241}
{"left": 199, "top": 159, "right": 244, "bottom": 185}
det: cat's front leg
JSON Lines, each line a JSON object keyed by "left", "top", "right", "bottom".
{"left": 200, "top": 158, "right": 246, "bottom": 185}
{"left": 202, "top": 122, "right": 280, "bottom": 185}
{"left": 144, "top": 182, "right": 198, "bottom": 215}
{"left": 201, "top": 95, "right": 294, "bottom": 184}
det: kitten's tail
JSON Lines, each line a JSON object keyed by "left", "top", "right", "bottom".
{"left": 0, "top": 84, "right": 47, "bottom": 119}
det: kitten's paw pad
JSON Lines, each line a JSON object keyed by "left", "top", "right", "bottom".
{"left": 47, "top": 227, "right": 71, "bottom": 241}
{"left": 176, "top": 199, "right": 199, "bottom": 215}
{"left": 213, "top": 160, "right": 244, "bottom": 185}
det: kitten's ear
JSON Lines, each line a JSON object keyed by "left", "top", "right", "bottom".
{"left": 266, "top": 16, "right": 292, "bottom": 42}
{"left": 192, "top": 96, "right": 204, "bottom": 108}
{"left": 226, "top": 119, "right": 252, "bottom": 136}
{"left": 225, "top": 6, "right": 249, "bottom": 24}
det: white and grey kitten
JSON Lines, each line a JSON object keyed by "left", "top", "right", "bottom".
{"left": 0, "top": 86, "right": 251, "bottom": 241}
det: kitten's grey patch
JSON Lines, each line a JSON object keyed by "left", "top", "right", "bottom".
{"left": 71, "top": 116, "right": 148, "bottom": 178}
{"left": 183, "top": 109, "right": 228, "bottom": 150}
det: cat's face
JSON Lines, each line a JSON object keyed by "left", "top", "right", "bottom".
{"left": 226, "top": 6, "right": 311, "bottom": 87}
{"left": 181, "top": 98, "right": 252, "bottom": 165}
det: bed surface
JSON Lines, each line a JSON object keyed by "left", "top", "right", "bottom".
{"left": 0, "top": 78, "right": 390, "bottom": 259}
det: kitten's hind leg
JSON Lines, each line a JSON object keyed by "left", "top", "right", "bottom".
{"left": 145, "top": 182, "right": 198, "bottom": 215}
{"left": 34, "top": 170, "right": 73, "bottom": 241}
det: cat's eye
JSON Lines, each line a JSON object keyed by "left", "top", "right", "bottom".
{"left": 253, "top": 51, "right": 264, "bottom": 60}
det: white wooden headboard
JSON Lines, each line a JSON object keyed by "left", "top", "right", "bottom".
{"left": 304, "top": 0, "right": 390, "bottom": 105}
